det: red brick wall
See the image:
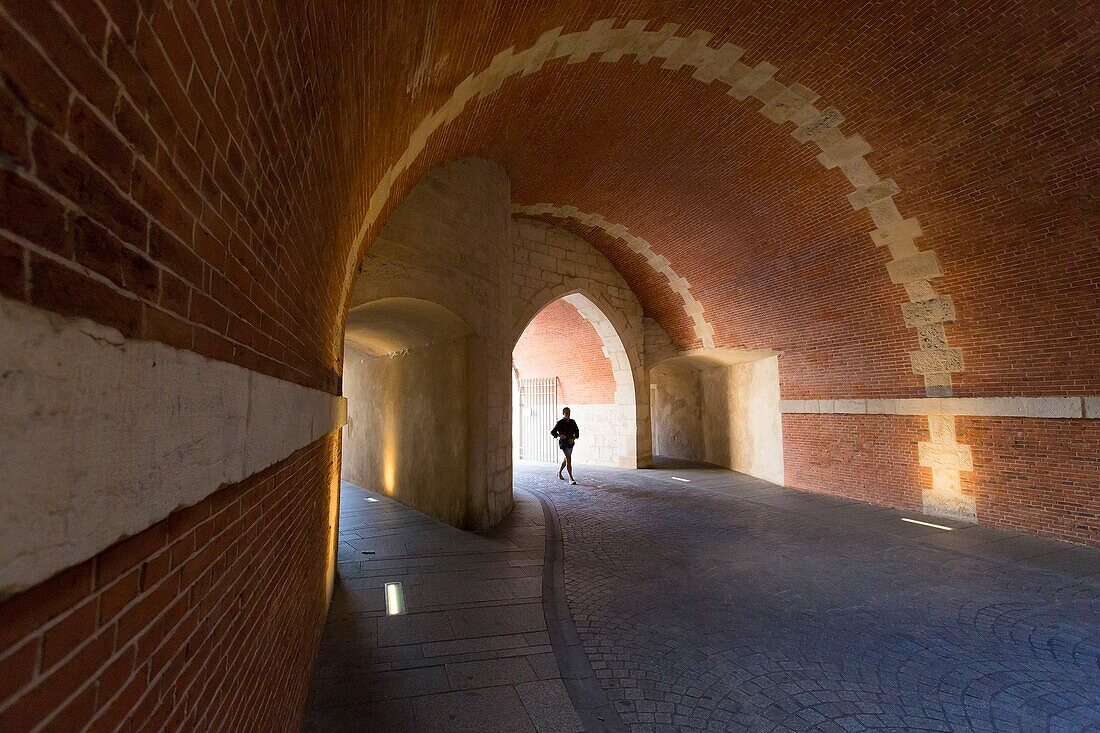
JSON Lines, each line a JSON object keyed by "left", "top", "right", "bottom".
{"left": 782, "top": 414, "right": 927, "bottom": 512}
{"left": 785, "top": 416, "right": 1100, "bottom": 548}
{"left": 0, "top": 434, "right": 339, "bottom": 733}
{"left": 0, "top": 0, "right": 371, "bottom": 392}
{"left": 513, "top": 298, "right": 617, "bottom": 404}
{"left": 960, "top": 418, "right": 1099, "bottom": 546}
{"left": 354, "top": 3, "right": 1097, "bottom": 400}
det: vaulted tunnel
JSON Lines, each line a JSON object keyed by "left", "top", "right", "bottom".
{"left": 0, "top": 3, "right": 1096, "bottom": 731}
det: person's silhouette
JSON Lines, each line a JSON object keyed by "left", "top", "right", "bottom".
{"left": 551, "top": 407, "right": 580, "bottom": 484}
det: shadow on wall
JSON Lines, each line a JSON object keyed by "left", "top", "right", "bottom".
{"left": 342, "top": 297, "right": 475, "bottom": 527}
{"left": 651, "top": 353, "right": 784, "bottom": 485}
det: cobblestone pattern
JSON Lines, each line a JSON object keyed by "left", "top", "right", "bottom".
{"left": 516, "top": 463, "right": 1100, "bottom": 732}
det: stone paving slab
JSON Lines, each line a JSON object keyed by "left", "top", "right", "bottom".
{"left": 301, "top": 482, "right": 584, "bottom": 733}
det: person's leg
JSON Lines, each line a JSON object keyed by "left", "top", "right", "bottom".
{"left": 565, "top": 453, "right": 575, "bottom": 482}
{"left": 558, "top": 457, "right": 566, "bottom": 480}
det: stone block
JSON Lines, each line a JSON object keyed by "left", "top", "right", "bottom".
{"left": 910, "top": 347, "right": 964, "bottom": 375}
{"left": 523, "top": 27, "right": 564, "bottom": 74}
{"left": 922, "top": 487, "right": 976, "bottom": 522}
{"left": 635, "top": 24, "right": 679, "bottom": 64}
{"left": 598, "top": 20, "right": 647, "bottom": 63}
{"left": 865, "top": 399, "right": 897, "bottom": 414}
{"left": 760, "top": 82, "right": 819, "bottom": 123}
{"left": 867, "top": 198, "right": 904, "bottom": 227}
{"left": 901, "top": 296, "right": 956, "bottom": 327}
{"left": 660, "top": 29, "right": 714, "bottom": 71}
{"left": 904, "top": 280, "right": 938, "bottom": 303}
{"left": 838, "top": 157, "right": 880, "bottom": 187}
{"left": 479, "top": 46, "right": 517, "bottom": 94}
{"left": 792, "top": 107, "right": 844, "bottom": 143}
{"left": 751, "top": 78, "right": 787, "bottom": 104}
{"left": 919, "top": 442, "right": 974, "bottom": 471}
{"left": 691, "top": 42, "right": 745, "bottom": 83}
{"left": 816, "top": 135, "right": 871, "bottom": 169}
{"left": 548, "top": 32, "right": 580, "bottom": 61}
{"left": 727, "top": 61, "right": 778, "bottom": 100}
{"left": 1085, "top": 396, "right": 1100, "bottom": 419}
{"left": 847, "top": 178, "right": 900, "bottom": 210}
{"left": 871, "top": 217, "right": 922, "bottom": 248}
{"left": 887, "top": 251, "right": 943, "bottom": 284}
{"left": 926, "top": 414, "right": 956, "bottom": 443}
{"left": 916, "top": 324, "right": 948, "bottom": 350}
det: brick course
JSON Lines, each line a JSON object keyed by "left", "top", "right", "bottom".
{"left": 959, "top": 417, "right": 1099, "bottom": 546}
{"left": 0, "top": 0, "right": 360, "bottom": 393}
{"left": 514, "top": 298, "right": 617, "bottom": 405}
{"left": 0, "top": 434, "right": 339, "bottom": 732}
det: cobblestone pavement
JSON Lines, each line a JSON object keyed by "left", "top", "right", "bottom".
{"left": 517, "top": 460, "right": 1100, "bottom": 733}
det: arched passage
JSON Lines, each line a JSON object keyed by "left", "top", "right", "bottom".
{"left": 513, "top": 293, "right": 639, "bottom": 468}
{"left": 342, "top": 158, "right": 654, "bottom": 528}
{"left": 341, "top": 297, "right": 475, "bottom": 525}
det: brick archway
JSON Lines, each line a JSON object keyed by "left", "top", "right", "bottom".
{"left": 338, "top": 19, "right": 973, "bottom": 519}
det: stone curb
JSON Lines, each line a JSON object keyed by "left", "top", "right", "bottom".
{"left": 523, "top": 487, "right": 628, "bottom": 733}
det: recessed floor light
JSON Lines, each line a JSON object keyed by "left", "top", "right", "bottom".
{"left": 670, "top": 477, "right": 691, "bottom": 483}
{"left": 366, "top": 497, "right": 378, "bottom": 502}
{"left": 385, "top": 582, "right": 406, "bottom": 615}
{"left": 901, "top": 517, "right": 954, "bottom": 531}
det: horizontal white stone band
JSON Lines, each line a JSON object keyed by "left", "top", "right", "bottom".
{"left": 0, "top": 297, "right": 348, "bottom": 597}
{"left": 781, "top": 396, "right": 1100, "bottom": 419}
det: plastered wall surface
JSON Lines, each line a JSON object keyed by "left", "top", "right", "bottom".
{"left": 651, "top": 364, "right": 706, "bottom": 462}
{"left": 651, "top": 357, "right": 784, "bottom": 485}
{"left": 341, "top": 340, "right": 470, "bottom": 526}
{"left": 0, "top": 296, "right": 347, "bottom": 597}
{"left": 350, "top": 159, "right": 515, "bottom": 528}
{"left": 702, "top": 357, "right": 784, "bottom": 485}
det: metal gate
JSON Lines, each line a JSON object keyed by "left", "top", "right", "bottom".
{"left": 518, "top": 377, "right": 559, "bottom": 463}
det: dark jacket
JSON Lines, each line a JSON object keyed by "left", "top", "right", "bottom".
{"left": 551, "top": 418, "right": 579, "bottom": 441}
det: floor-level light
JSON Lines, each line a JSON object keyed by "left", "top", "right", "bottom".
{"left": 670, "top": 476, "right": 691, "bottom": 483}
{"left": 901, "top": 517, "right": 954, "bottom": 531}
{"left": 385, "top": 582, "right": 406, "bottom": 615}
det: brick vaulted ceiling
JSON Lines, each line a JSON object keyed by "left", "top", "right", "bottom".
{"left": 1, "top": 1, "right": 1095, "bottom": 398}
{"left": 350, "top": 1, "right": 1099, "bottom": 400}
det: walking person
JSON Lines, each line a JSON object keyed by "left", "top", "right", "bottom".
{"left": 551, "top": 407, "right": 580, "bottom": 484}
